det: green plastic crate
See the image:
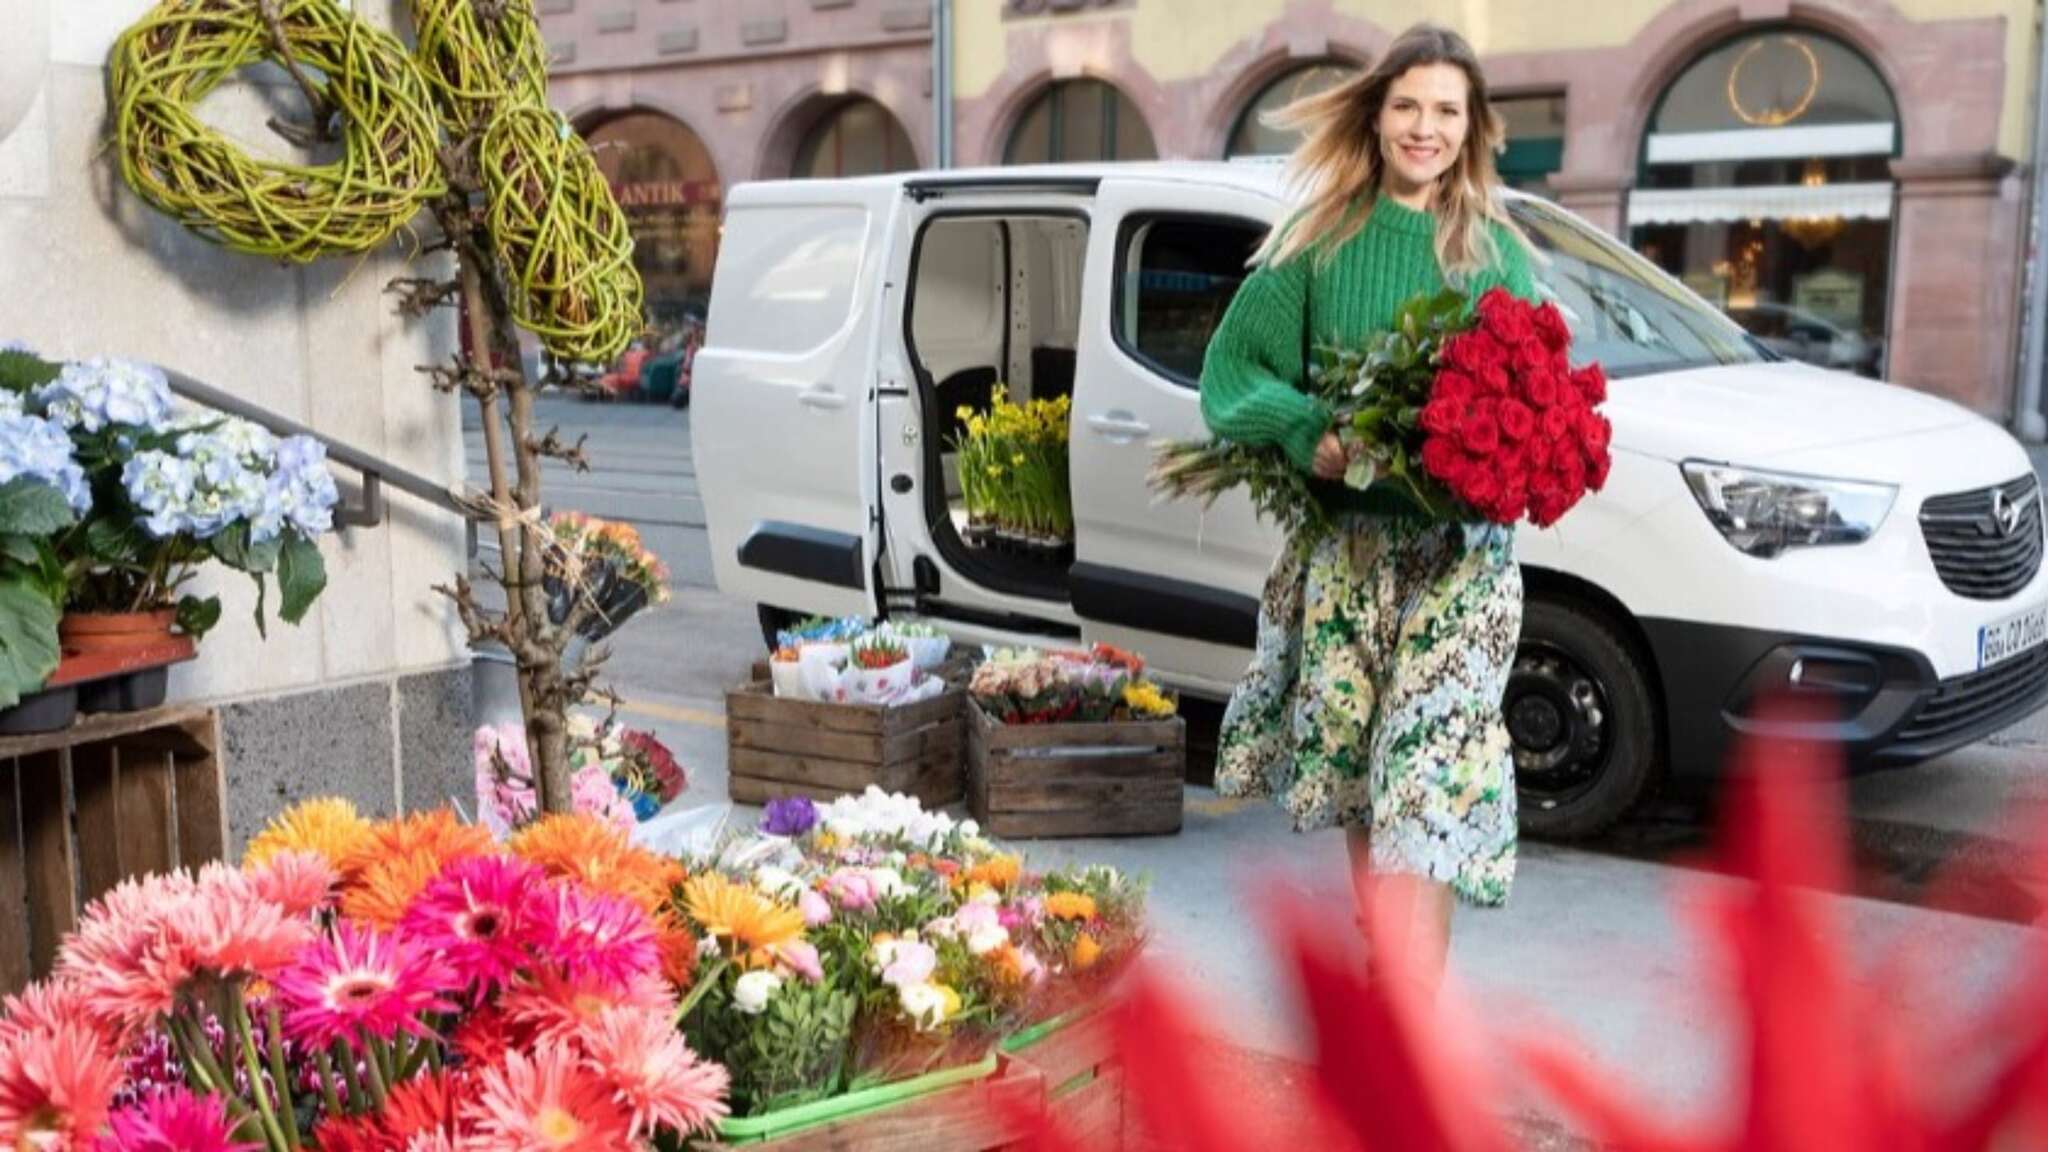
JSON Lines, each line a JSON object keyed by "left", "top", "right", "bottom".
{"left": 713, "top": 1051, "right": 1001, "bottom": 1146}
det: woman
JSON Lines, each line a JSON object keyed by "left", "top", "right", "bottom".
{"left": 1200, "top": 23, "right": 1537, "bottom": 994}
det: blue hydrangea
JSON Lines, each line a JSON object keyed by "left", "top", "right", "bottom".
{"left": 259, "top": 434, "right": 339, "bottom": 541}
{"left": 122, "top": 452, "right": 200, "bottom": 538}
{"left": 0, "top": 390, "right": 21, "bottom": 418}
{"left": 38, "top": 358, "right": 174, "bottom": 434}
{"left": 0, "top": 410, "right": 91, "bottom": 514}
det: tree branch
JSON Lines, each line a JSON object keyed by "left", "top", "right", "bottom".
{"left": 527, "top": 427, "right": 591, "bottom": 472}
{"left": 258, "top": 0, "right": 339, "bottom": 147}
{"left": 386, "top": 277, "right": 461, "bottom": 320}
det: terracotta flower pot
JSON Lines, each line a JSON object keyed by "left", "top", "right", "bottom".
{"left": 59, "top": 609, "right": 185, "bottom": 655}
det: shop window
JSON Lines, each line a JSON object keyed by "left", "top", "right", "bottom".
{"left": 585, "top": 110, "right": 723, "bottom": 333}
{"left": 794, "top": 98, "right": 917, "bottom": 179}
{"left": 1003, "top": 79, "right": 1157, "bottom": 164}
{"left": 1225, "top": 62, "right": 1357, "bottom": 157}
{"left": 1496, "top": 93, "right": 1565, "bottom": 192}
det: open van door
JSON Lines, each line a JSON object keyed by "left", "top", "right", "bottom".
{"left": 694, "top": 181, "right": 900, "bottom": 619}
{"left": 1068, "top": 176, "right": 1286, "bottom": 693}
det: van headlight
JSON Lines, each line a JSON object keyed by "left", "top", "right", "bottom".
{"left": 1681, "top": 462, "right": 1896, "bottom": 558}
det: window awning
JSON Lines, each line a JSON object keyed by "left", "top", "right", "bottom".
{"left": 1644, "top": 121, "right": 1896, "bottom": 164}
{"left": 1626, "top": 181, "right": 1893, "bottom": 226}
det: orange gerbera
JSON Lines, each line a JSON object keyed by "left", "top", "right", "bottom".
{"left": 511, "top": 814, "right": 684, "bottom": 918}
{"left": 655, "top": 912, "right": 699, "bottom": 992}
{"left": 341, "top": 850, "right": 455, "bottom": 929}
{"left": 681, "top": 874, "right": 803, "bottom": 969}
{"left": 968, "top": 856, "right": 1023, "bottom": 892}
{"left": 1044, "top": 892, "right": 1098, "bottom": 922}
{"left": 341, "top": 809, "right": 493, "bottom": 881}
{"left": 243, "top": 798, "right": 374, "bottom": 875}
{"left": 1072, "top": 932, "right": 1102, "bottom": 971}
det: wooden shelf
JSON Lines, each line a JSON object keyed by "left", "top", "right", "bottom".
{"left": 0, "top": 702, "right": 215, "bottom": 760}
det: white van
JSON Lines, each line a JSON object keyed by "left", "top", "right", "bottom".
{"left": 691, "top": 162, "right": 2048, "bottom": 838}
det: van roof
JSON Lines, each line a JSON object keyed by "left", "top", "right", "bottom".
{"left": 728, "top": 159, "right": 1298, "bottom": 203}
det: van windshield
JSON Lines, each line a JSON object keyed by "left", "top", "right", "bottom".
{"left": 1506, "top": 198, "right": 1765, "bottom": 379}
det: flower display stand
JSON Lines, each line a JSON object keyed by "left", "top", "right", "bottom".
{"left": 725, "top": 681, "right": 967, "bottom": 809}
{"left": 0, "top": 703, "right": 226, "bottom": 995}
{"left": 1003, "top": 1005, "right": 1129, "bottom": 1151}
{"left": 701, "top": 1052, "right": 1042, "bottom": 1150}
{"left": 966, "top": 702, "right": 1185, "bottom": 839}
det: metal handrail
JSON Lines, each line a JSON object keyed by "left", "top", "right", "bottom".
{"left": 161, "top": 366, "right": 477, "bottom": 530}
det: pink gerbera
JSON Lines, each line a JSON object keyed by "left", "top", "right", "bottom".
{"left": 464, "top": 1043, "right": 634, "bottom": 1152}
{"left": 58, "top": 872, "right": 201, "bottom": 1039}
{"left": 0, "top": 978, "right": 90, "bottom": 1046}
{"left": 272, "top": 923, "right": 458, "bottom": 1049}
{"left": 158, "top": 865, "right": 313, "bottom": 981}
{"left": 0, "top": 1020, "right": 122, "bottom": 1151}
{"left": 501, "top": 969, "right": 675, "bottom": 1049}
{"left": 398, "top": 855, "right": 545, "bottom": 998}
{"left": 243, "top": 850, "right": 339, "bottom": 919}
{"left": 98, "top": 1085, "right": 256, "bottom": 1152}
{"left": 580, "top": 1006, "right": 730, "bottom": 1140}
{"left": 532, "top": 884, "right": 660, "bottom": 990}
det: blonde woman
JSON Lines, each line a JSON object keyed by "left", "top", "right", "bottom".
{"left": 1200, "top": 23, "right": 1538, "bottom": 994}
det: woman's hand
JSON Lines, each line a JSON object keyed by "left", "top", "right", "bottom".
{"left": 1312, "top": 431, "right": 1348, "bottom": 480}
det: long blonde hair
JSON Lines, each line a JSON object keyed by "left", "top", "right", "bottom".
{"left": 1253, "top": 23, "right": 1526, "bottom": 281}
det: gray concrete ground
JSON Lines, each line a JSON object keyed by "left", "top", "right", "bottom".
{"left": 472, "top": 395, "right": 2048, "bottom": 1133}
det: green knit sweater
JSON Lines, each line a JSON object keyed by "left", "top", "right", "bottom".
{"left": 1198, "top": 194, "right": 1538, "bottom": 517}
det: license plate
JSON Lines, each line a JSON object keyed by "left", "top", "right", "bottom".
{"left": 1978, "top": 604, "right": 2048, "bottom": 670}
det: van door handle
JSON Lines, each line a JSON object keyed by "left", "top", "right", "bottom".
{"left": 798, "top": 387, "right": 846, "bottom": 411}
{"left": 1086, "top": 411, "right": 1151, "bottom": 441}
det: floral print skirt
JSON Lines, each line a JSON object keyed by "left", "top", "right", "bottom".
{"left": 1215, "top": 514, "right": 1523, "bottom": 907}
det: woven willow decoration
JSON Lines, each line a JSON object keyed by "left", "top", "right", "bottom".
{"left": 108, "top": 0, "right": 443, "bottom": 262}
{"left": 410, "top": 0, "right": 549, "bottom": 132}
{"left": 482, "top": 105, "right": 642, "bottom": 364}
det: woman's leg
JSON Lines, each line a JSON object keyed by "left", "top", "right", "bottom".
{"left": 1347, "top": 828, "right": 1455, "bottom": 999}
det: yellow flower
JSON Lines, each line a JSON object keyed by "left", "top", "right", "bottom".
{"left": 967, "top": 882, "right": 996, "bottom": 904}
{"left": 986, "top": 465, "right": 1003, "bottom": 478}
{"left": 1045, "top": 891, "right": 1097, "bottom": 922}
{"left": 967, "top": 855, "right": 1022, "bottom": 891}
{"left": 935, "top": 983, "right": 962, "bottom": 1021}
{"left": 955, "top": 405, "right": 972, "bottom": 421}
{"left": 243, "top": 797, "right": 373, "bottom": 875}
{"left": 683, "top": 873, "right": 806, "bottom": 968}
{"left": 1011, "top": 453, "right": 1026, "bottom": 466}
{"left": 1122, "top": 681, "right": 1178, "bottom": 718}
{"left": 1072, "top": 932, "right": 1102, "bottom": 970}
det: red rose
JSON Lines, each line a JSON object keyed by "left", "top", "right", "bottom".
{"left": 1461, "top": 399, "right": 1502, "bottom": 455}
{"left": 1571, "top": 363, "right": 1608, "bottom": 405}
{"left": 1461, "top": 462, "right": 1503, "bottom": 508}
{"left": 1542, "top": 405, "right": 1573, "bottom": 442}
{"left": 1587, "top": 451, "right": 1612, "bottom": 492}
{"left": 1432, "top": 370, "right": 1477, "bottom": 408}
{"left": 1578, "top": 409, "right": 1613, "bottom": 455}
{"left": 1530, "top": 488, "right": 1571, "bottom": 528}
{"left": 1525, "top": 435, "right": 1553, "bottom": 469}
{"left": 1475, "top": 287, "right": 1527, "bottom": 343}
{"left": 1558, "top": 447, "right": 1588, "bottom": 493}
{"left": 1533, "top": 303, "right": 1571, "bottom": 353}
{"left": 1513, "top": 339, "right": 1551, "bottom": 377}
{"left": 1477, "top": 365, "right": 1509, "bottom": 396}
{"left": 1442, "top": 331, "right": 1500, "bottom": 377}
{"left": 1498, "top": 399, "right": 1535, "bottom": 442}
{"left": 1419, "top": 396, "right": 1464, "bottom": 437}
{"left": 1525, "top": 370, "right": 1561, "bottom": 409}
{"left": 1420, "top": 435, "right": 1470, "bottom": 485}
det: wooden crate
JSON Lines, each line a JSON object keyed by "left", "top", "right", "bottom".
{"left": 726, "top": 681, "right": 966, "bottom": 809}
{"left": 966, "top": 702, "right": 1184, "bottom": 839}
{"left": 0, "top": 705, "right": 226, "bottom": 995}
{"left": 1005, "top": 1008, "right": 1127, "bottom": 1151}
{"left": 703, "top": 1058, "right": 1043, "bottom": 1151}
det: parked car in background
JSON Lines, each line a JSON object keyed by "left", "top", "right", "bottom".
{"left": 1726, "top": 301, "right": 1884, "bottom": 376}
{"left": 694, "top": 162, "right": 2048, "bottom": 839}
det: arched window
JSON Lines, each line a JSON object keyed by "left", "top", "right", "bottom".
{"left": 794, "top": 98, "right": 916, "bottom": 179}
{"left": 1629, "top": 30, "right": 1899, "bottom": 377}
{"left": 1225, "top": 62, "right": 1355, "bottom": 157}
{"left": 585, "top": 110, "right": 722, "bottom": 330}
{"left": 1003, "top": 79, "right": 1157, "bottom": 164}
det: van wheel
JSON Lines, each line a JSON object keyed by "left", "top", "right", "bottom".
{"left": 1508, "top": 596, "right": 1662, "bottom": 841}
{"left": 757, "top": 605, "right": 798, "bottom": 652}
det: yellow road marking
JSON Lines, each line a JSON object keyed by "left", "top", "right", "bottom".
{"left": 1186, "top": 797, "right": 1250, "bottom": 816}
{"left": 612, "top": 697, "right": 727, "bottom": 730}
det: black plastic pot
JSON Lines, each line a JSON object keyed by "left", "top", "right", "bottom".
{"left": 78, "top": 667, "right": 170, "bottom": 715}
{"left": 0, "top": 685, "right": 79, "bottom": 735}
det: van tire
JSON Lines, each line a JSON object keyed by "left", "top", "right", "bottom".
{"left": 1509, "top": 596, "right": 1662, "bottom": 841}
{"left": 757, "top": 606, "right": 798, "bottom": 652}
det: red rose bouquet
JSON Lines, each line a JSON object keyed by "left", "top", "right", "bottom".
{"left": 1153, "top": 286, "right": 1611, "bottom": 533}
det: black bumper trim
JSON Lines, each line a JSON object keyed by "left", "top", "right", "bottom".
{"left": 737, "top": 522, "right": 865, "bottom": 590}
{"left": 1069, "top": 561, "right": 1258, "bottom": 649}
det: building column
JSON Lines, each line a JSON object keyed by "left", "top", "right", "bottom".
{"left": 1542, "top": 171, "right": 1631, "bottom": 239}
{"left": 1887, "top": 152, "right": 2022, "bottom": 417}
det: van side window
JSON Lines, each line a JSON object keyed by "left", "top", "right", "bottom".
{"left": 705, "top": 206, "right": 868, "bottom": 353}
{"left": 1114, "top": 216, "right": 1266, "bottom": 387}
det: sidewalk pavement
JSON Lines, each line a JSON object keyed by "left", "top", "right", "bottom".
{"left": 477, "top": 665, "right": 2041, "bottom": 1138}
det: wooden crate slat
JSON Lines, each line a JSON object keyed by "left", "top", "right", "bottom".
{"left": 986, "top": 776, "right": 1184, "bottom": 815}
{"left": 878, "top": 718, "right": 962, "bottom": 765}
{"left": 983, "top": 749, "right": 1185, "bottom": 782}
{"left": 1052, "top": 1068, "right": 1124, "bottom": 1146}
{"left": 16, "top": 750, "right": 73, "bottom": 977}
{"left": 172, "top": 715, "right": 227, "bottom": 871}
{"left": 0, "top": 703, "right": 215, "bottom": 761}
{"left": 896, "top": 744, "right": 966, "bottom": 808}
{"left": 975, "top": 706, "right": 1183, "bottom": 751}
{"left": 980, "top": 807, "right": 1181, "bottom": 839}
{"left": 732, "top": 719, "right": 886, "bottom": 763}
{"left": 1015, "top": 1009, "right": 1119, "bottom": 1090}
{"left": 883, "top": 686, "right": 967, "bottom": 735}
{"left": 730, "top": 748, "right": 903, "bottom": 793}
{"left": 0, "top": 759, "right": 29, "bottom": 996}
{"left": 69, "top": 743, "right": 123, "bottom": 907}
{"left": 113, "top": 743, "right": 177, "bottom": 882}
{"left": 727, "top": 775, "right": 857, "bottom": 807}
{"left": 728, "top": 683, "right": 890, "bottom": 737}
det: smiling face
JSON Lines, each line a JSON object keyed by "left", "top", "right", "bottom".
{"left": 1376, "top": 61, "right": 1472, "bottom": 203}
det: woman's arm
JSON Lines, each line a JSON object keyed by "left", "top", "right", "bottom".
{"left": 1198, "top": 254, "right": 1330, "bottom": 474}
{"left": 1474, "top": 218, "right": 1540, "bottom": 303}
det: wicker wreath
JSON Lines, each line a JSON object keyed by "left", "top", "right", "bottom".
{"left": 108, "top": 0, "right": 443, "bottom": 262}
{"left": 483, "top": 104, "right": 642, "bottom": 364}
{"left": 410, "top": 0, "right": 549, "bottom": 133}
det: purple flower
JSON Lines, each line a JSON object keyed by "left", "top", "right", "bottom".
{"left": 761, "top": 795, "right": 819, "bottom": 837}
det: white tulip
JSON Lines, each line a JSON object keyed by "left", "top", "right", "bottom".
{"left": 733, "top": 970, "right": 784, "bottom": 1015}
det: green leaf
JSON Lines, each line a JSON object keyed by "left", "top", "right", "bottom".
{"left": 1344, "top": 454, "right": 1377, "bottom": 491}
{"left": 0, "top": 574, "right": 61, "bottom": 711}
{"left": 249, "top": 573, "right": 268, "bottom": 640}
{"left": 0, "top": 350, "right": 59, "bottom": 397}
{"left": 276, "top": 533, "right": 327, "bottom": 626}
{"left": 175, "top": 593, "right": 222, "bottom": 640}
{"left": 0, "top": 534, "right": 39, "bottom": 568}
{"left": 0, "top": 478, "right": 73, "bottom": 537}
{"left": 211, "top": 523, "right": 281, "bottom": 574}
{"left": 85, "top": 516, "right": 143, "bottom": 567}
